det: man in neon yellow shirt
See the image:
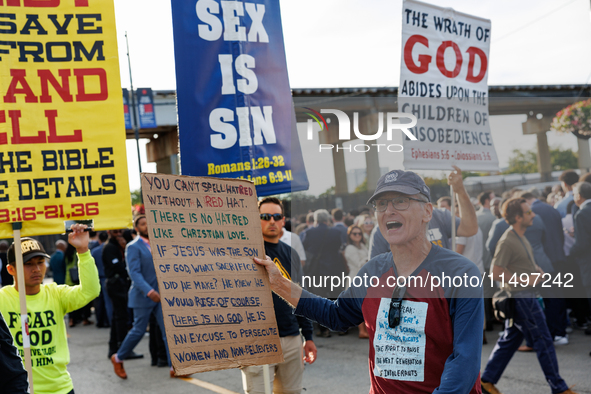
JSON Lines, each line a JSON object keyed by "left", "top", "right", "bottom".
{"left": 0, "top": 224, "right": 100, "bottom": 394}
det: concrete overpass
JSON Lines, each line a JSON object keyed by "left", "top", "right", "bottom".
{"left": 131, "top": 85, "right": 591, "bottom": 194}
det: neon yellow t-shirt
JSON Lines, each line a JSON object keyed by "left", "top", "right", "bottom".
{"left": 0, "top": 251, "right": 100, "bottom": 394}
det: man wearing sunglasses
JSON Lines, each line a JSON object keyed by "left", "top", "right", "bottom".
{"left": 254, "top": 170, "right": 483, "bottom": 394}
{"left": 240, "top": 197, "right": 316, "bottom": 394}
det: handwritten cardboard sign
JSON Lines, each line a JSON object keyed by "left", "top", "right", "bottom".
{"left": 141, "top": 173, "right": 283, "bottom": 374}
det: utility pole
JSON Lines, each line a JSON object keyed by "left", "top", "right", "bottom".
{"left": 126, "top": 32, "right": 143, "bottom": 176}
{"left": 126, "top": 32, "right": 144, "bottom": 202}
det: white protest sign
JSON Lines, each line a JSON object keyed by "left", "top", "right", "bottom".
{"left": 400, "top": 0, "right": 499, "bottom": 172}
{"left": 373, "top": 298, "right": 428, "bottom": 381}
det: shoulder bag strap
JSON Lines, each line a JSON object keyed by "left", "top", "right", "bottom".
{"left": 511, "top": 229, "right": 535, "bottom": 266}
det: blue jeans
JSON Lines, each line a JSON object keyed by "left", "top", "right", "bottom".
{"left": 482, "top": 295, "right": 568, "bottom": 393}
{"left": 117, "top": 304, "right": 170, "bottom": 366}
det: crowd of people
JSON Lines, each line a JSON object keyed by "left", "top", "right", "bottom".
{"left": 0, "top": 167, "right": 590, "bottom": 393}
{"left": 285, "top": 170, "right": 591, "bottom": 342}
{"left": 268, "top": 168, "right": 591, "bottom": 394}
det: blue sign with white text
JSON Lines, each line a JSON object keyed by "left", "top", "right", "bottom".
{"left": 170, "top": 0, "right": 309, "bottom": 195}
{"left": 123, "top": 88, "right": 132, "bottom": 130}
{"left": 137, "top": 87, "right": 157, "bottom": 129}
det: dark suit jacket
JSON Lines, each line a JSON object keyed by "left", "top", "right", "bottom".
{"left": 0, "top": 312, "right": 28, "bottom": 393}
{"left": 302, "top": 223, "right": 346, "bottom": 298}
{"left": 0, "top": 252, "right": 12, "bottom": 286}
{"left": 333, "top": 222, "right": 348, "bottom": 243}
{"left": 103, "top": 237, "right": 128, "bottom": 281}
{"left": 485, "top": 218, "right": 509, "bottom": 256}
{"left": 570, "top": 202, "right": 591, "bottom": 290}
{"left": 570, "top": 203, "right": 591, "bottom": 260}
{"left": 531, "top": 199, "right": 565, "bottom": 264}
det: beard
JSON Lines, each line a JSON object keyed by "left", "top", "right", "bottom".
{"left": 139, "top": 231, "right": 149, "bottom": 238}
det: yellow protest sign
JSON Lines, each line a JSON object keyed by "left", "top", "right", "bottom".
{"left": 0, "top": 0, "right": 131, "bottom": 237}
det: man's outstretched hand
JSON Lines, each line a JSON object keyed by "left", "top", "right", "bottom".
{"left": 254, "top": 256, "right": 284, "bottom": 291}
{"left": 254, "top": 256, "right": 303, "bottom": 308}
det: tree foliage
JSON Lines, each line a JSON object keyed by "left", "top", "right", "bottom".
{"left": 461, "top": 171, "right": 489, "bottom": 178}
{"left": 354, "top": 178, "right": 368, "bottom": 193}
{"left": 503, "top": 149, "right": 538, "bottom": 174}
{"left": 319, "top": 186, "right": 335, "bottom": 197}
{"left": 423, "top": 176, "right": 448, "bottom": 188}
{"left": 550, "top": 147, "right": 578, "bottom": 170}
{"left": 503, "top": 147, "right": 578, "bottom": 174}
{"left": 423, "top": 171, "right": 487, "bottom": 188}
{"left": 131, "top": 189, "right": 142, "bottom": 206}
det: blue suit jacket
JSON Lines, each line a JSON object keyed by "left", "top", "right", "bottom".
{"left": 125, "top": 237, "right": 159, "bottom": 308}
{"left": 333, "top": 222, "right": 348, "bottom": 243}
{"left": 570, "top": 203, "right": 591, "bottom": 290}
{"left": 523, "top": 215, "right": 553, "bottom": 273}
{"left": 485, "top": 218, "right": 509, "bottom": 256}
{"left": 486, "top": 216, "right": 553, "bottom": 272}
{"left": 531, "top": 199, "right": 565, "bottom": 264}
{"left": 570, "top": 203, "right": 591, "bottom": 262}
{"left": 302, "top": 223, "right": 344, "bottom": 276}
{"left": 555, "top": 192, "right": 573, "bottom": 218}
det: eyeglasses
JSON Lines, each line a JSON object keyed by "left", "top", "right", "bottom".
{"left": 260, "top": 213, "right": 284, "bottom": 221}
{"left": 388, "top": 286, "right": 406, "bottom": 329}
{"left": 351, "top": 232, "right": 363, "bottom": 236}
{"left": 524, "top": 209, "right": 532, "bottom": 215}
{"left": 373, "top": 196, "right": 427, "bottom": 212}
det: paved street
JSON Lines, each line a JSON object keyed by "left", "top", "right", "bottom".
{"left": 65, "top": 321, "right": 591, "bottom": 394}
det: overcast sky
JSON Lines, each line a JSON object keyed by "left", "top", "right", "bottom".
{"left": 114, "top": 0, "right": 591, "bottom": 194}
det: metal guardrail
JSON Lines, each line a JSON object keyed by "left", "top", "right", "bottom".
{"left": 462, "top": 170, "right": 579, "bottom": 196}
{"left": 287, "top": 170, "right": 580, "bottom": 215}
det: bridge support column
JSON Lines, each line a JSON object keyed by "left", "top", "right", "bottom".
{"left": 362, "top": 113, "right": 381, "bottom": 191}
{"left": 332, "top": 144, "right": 349, "bottom": 194}
{"left": 536, "top": 132, "right": 552, "bottom": 182}
{"left": 522, "top": 115, "right": 552, "bottom": 182}
{"left": 146, "top": 132, "right": 179, "bottom": 174}
{"left": 318, "top": 118, "right": 349, "bottom": 194}
{"left": 577, "top": 138, "right": 591, "bottom": 174}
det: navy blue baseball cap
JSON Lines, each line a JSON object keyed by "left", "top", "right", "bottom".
{"left": 367, "top": 170, "right": 431, "bottom": 204}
